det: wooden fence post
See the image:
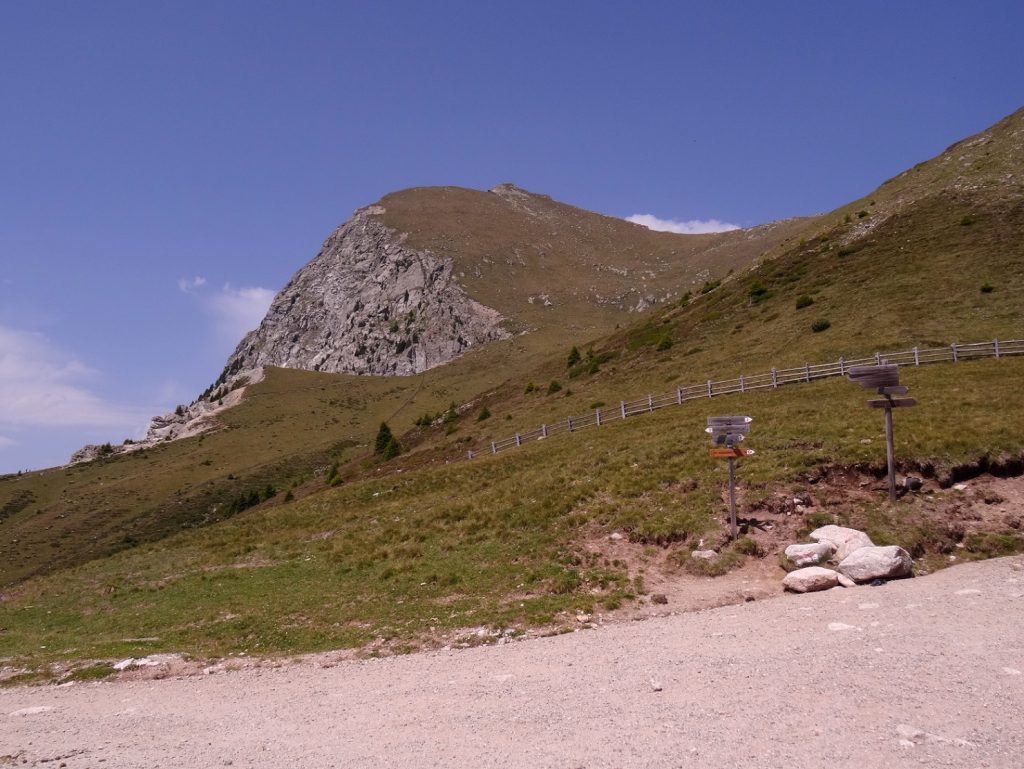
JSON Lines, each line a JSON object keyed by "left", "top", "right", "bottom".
{"left": 839, "top": 357, "right": 845, "bottom": 376}
{"left": 913, "top": 347, "right": 919, "bottom": 366}
{"left": 951, "top": 343, "right": 958, "bottom": 362}
{"left": 567, "top": 416, "right": 574, "bottom": 432}
{"left": 648, "top": 395, "right": 654, "bottom": 412}
{"left": 676, "top": 387, "right": 683, "bottom": 405}
{"left": 491, "top": 441, "right": 496, "bottom": 454}
{"left": 515, "top": 433, "right": 521, "bottom": 447}
{"left": 804, "top": 363, "right": 811, "bottom": 382}
{"left": 620, "top": 401, "right": 627, "bottom": 419}
{"left": 771, "top": 368, "right": 778, "bottom": 388}
{"left": 874, "top": 351, "right": 881, "bottom": 364}
{"left": 595, "top": 409, "right": 602, "bottom": 426}
{"left": 541, "top": 424, "right": 547, "bottom": 438}
{"left": 994, "top": 339, "right": 1001, "bottom": 359}
{"left": 707, "top": 380, "right": 713, "bottom": 397}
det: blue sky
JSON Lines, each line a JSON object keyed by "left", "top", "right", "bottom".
{"left": 2, "top": 1, "right": 1023, "bottom": 472}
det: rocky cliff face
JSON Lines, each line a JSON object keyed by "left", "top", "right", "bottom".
{"left": 222, "top": 205, "right": 511, "bottom": 380}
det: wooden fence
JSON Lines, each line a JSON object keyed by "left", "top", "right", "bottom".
{"left": 468, "top": 339, "right": 1024, "bottom": 459}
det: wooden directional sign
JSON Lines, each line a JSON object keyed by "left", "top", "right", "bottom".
{"left": 710, "top": 447, "right": 755, "bottom": 458}
{"left": 868, "top": 397, "right": 917, "bottom": 409}
{"left": 710, "top": 432, "right": 744, "bottom": 445}
{"left": 707, "top": 416, "right": 753, "bottom": 428}
{"left": 706, "top": 424, "right": 750, "bottom": 434}
{"left": 848, "top": 364, "right": 900, "bottom": 389}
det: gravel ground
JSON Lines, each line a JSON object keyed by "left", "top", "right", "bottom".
{"left": 3, "top": 555, "right": 1023, "bottom": 769}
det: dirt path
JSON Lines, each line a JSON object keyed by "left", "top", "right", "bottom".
{"left": 3, "top": 556, "right": 1023, "bottom": 768}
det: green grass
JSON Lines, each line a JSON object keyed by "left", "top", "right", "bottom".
{"left": 2, "top": 358, "right": 1022, "bottom": 670}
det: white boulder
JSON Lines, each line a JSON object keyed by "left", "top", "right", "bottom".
{"left": 783, "top": 566, "right": 840, "bottom": 593}
{"left": 691, "top": 550, "right": 718, "bottom": 561}
{"left": 809, "top": 525, "right": 874, "bottom": 561}
{"left": 784, "top": 541, "right": 835, "bottom": 567}
{"left": 837, "top": 545, "right": 913, "bottom": 583}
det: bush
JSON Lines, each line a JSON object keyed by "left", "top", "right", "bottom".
{"left": 980, "top": 283, "right": 994, "bottom": 294}
{"left": 811, "top": 319, "right": 831, "bottom": 333}
{"left": 477, "top": 406, "right": 491, "bottom": 421}
{"left": 960, "top": 214, "right": 975, "bottom": 226}
{"left": 524, "top": 382, "right": 537, "bottom": 394}
{"left": 547, "top": 380, "right": 562, "bottom": 395}
{"left": 748, "top": 280, "right": 770, "bottom": 303}
{"left": 656, "top": 335, "right": 673, "bottom": 351}
{"left": 566, "top": 346, "right": 581, "bottom": 368}
{"left": 374, "top": 423, "right": 394, "bottom": 455}
{"left": 795, "top": 295, "right": 814, "bottom": 310}
{"left": 381, "top": 436, "right": 402, "bottom": 460}
{"left": 443, "top": 404, "right": 458, "bottom": 424}
{"left": 700, "top": 279, "right": 721, "bottom": 295}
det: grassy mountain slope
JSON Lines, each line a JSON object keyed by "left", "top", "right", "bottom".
{"left": 2, "top": 358, "right": 1022, "bottom": 671}
{"left": 2, "top": 108, "right": 1024, "bottom": 674}
{"left": 379, "top": 184, "right": 814, "bottom": 345}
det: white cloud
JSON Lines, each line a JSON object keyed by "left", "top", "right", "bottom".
{"left": 626, "top": 214, "right": 741, "bottom": 234}
{"left": 0, "top": 435, "right": 15, "bottom": 449}
{"left": 0, "top": 325, "right": 154, "bottom": 429}
{"left": 177, "top": 275, "right": 207, "bottom": 293}
{"left": 206, "top": 285, "right": 276, "bottom": 342}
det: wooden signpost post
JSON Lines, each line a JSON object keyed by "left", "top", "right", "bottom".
{"left": 848, "top": 364, "right": 917, "bottom": 503}
{"left": 705, "top": 416, "right": 754, "bottom": 539}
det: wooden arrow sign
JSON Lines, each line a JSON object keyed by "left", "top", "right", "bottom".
{"left": 705, "top": 424, "right": 751, "bottom": 435}
{"left": 707, "top": 416, "right": 753, "bottom": 427}
{"left": 867, "top": 397, "right": 917, "bottom": 409}
{"left": 849, "top": 364, "right": 900, "bottom": 389}
{"left": 710, "top": 447, "right": 755, "bottom": 457}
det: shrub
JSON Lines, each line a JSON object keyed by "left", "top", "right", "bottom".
{"left": 960, "top": 214, "right": 975, "bottom": 226}
{"left": 679, "top": 291, "right": 691, "bottom": 306}
{"left": 837, "top": 247, "right": 856, "bottom": 257}
{"left": 589, "top": 401, "right": 606, "bottom": 409}
{"left": 566, "top": 346, "right": 581, "bottom": 368}
{"left": 374, "top": 423, "right": 394, "bottom": 455}
{"left": 547, "top": 381, "right": 562, "bottom": 395}
{"left": 748, "top": 280, "right": 770, "bottom": 303}
{"left": 655, "top": 335, "right": 673, "bottom": 351}
{"left": 477, "top": 406, "right": 491, "bottom": 421}
{"left": 699, "top": 279, "right": 721, "bottom": 295}
{"left": 811, "top": 319, "right": 831, "bottom": 333}
{"left": 443, "top": 404, "right": 458, "bottom": 423}
{"left": 856, "top": 210, "right": 868, "bottom": 218}
{"left": 795, "top": 295, "right": 814, "bottom": 310}
{"left": 980, "top": 283, "right": 994, "bottom": 294}
{"left": 524, "top": 382, "right": 537, "bottom": 394}
{"left": 381, "top": 436, "right": 402, "bottom": 460}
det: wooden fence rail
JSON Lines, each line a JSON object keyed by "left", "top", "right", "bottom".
{"left": 468, "top": 339, "right": 1024, "bottom": 460}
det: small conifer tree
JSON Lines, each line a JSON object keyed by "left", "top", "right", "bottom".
{"left": 374, "top": 422, "right": 394, "bottom": 455}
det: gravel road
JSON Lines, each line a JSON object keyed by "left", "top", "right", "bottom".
{"left": 3, "top": 556, "right": 1023, "bottom": 768}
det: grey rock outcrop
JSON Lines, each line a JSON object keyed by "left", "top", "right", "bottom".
{"left": 837, "top": 545, "right": 913, "bottom": 583}
{"left": 783, "top": 566, "right": 839, "bottom": 593}
{"left": 223, "top": 205, "right": 511, "bottom": 378}
{"left": 809, "top": 525, "right": 874, "bottom": 561}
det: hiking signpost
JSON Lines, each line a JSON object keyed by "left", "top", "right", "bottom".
{"left": 848, "top": 364, "right": 917, "bottom": 503}
{"left": 706, "top": 416, "right": 754, "bottom": 539}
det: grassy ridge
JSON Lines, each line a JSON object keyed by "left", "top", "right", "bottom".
{"left": 2, "top": 358, "right": 1023, "bottom": 669}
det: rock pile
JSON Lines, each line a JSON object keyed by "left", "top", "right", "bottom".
{"left": 782, "top": 525, "right": 913, "bottom": 593}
